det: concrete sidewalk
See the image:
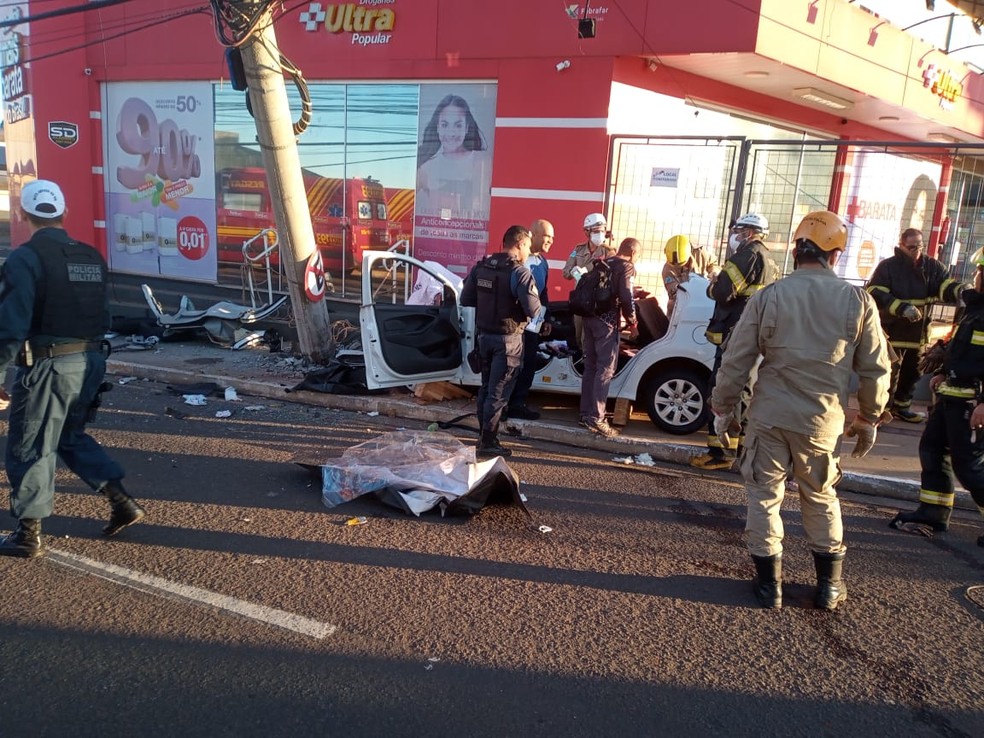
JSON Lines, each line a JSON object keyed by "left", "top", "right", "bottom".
{"left": 104, "top": 337, "right": 968, "bottom": 510}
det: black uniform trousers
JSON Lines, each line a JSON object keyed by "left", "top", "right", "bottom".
{"left": 919, "top": 396, "right": 984, "bottom": 508}
{"left": 476, "top": 332, "right": 524, "bottom": 436}
{"left": 889, "top": 346, "right": 922, "bottom": 409}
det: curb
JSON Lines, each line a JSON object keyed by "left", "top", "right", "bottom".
{"left": 108, "top": 357, "right": 973, "bottom": 511}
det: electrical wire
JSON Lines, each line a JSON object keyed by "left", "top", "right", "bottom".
{"left": 210, "top": 0, "right": 313, "bottom": 137}
{"left": 0, "top": 0, "right": 139, "bottom": 29}
{"left": 257, "top": 33, "right": 311, "bottom": 136}
{"left": 9, "top": 3, "right": 206, "bottom": 63}
{"left": 15, "top": 5, "right": 207, "bottom": 67}
{"left": 210, "top": 0, "right": 272, "bottom": 47}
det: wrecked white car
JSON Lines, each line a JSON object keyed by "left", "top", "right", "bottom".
{"left": 359, "top": 251, "right": 716, "bottom": 435}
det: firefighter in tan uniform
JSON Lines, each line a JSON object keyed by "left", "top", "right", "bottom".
{"left": 710, "top": 211, "right": 891, "bottom": 611}
{"left": 661, "top": 234, "right": 719, "bottom": 318}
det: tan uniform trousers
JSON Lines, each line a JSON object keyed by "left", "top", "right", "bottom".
{"left": 740, "top": 420, "right": 846, "bottom": 558}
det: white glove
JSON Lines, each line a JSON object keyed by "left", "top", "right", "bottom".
{"left": 901, "top": 304, "right": 923, "bottom": 322}
{"left": 0, "top": 387, "right": 9, "bottom": 412}
{"left": 713, "top": 411, "right": 739, "bottom": 450}
{"left": 845, "top": 415, "right": 877, "bottom": 458}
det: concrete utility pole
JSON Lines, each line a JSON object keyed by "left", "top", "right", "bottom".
{"left": 238, "top": 5, "right": 333, "bottom": 362}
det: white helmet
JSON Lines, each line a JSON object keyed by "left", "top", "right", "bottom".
{"left": 583, "top": 212, "right": 607, "bottom": 230}
{"left": 735, "top": 213, "right": 768, "bottom": 232}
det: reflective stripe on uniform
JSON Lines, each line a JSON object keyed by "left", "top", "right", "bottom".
{"left": 971, "top": 330, "right": 984, "bottom": 346}
{"left": 889, "top": 340, "right": 922, "bottom": 349}
{"left": 866, "top": 285, "right": 889, "bottom": 295}
{"left": 938, "top": 278, "right": 960, "bottom": 300}
{"left": 919, "top": 489, "right": 955, "bottom": 507}
{"left": 706, "top": 433, "right": 739, "bottom": 451}
{"left": 739, "top": 283, "right": 765, "bottom": 297}
{"left": 937, "top": 382, "right": 977, "bottom": 398}
{"left": 722, "top": 261, "right": 747, "bottom": 296}
{"left": 889, "top": 298, "right": 903, "bottom": 316}
{"left": 705, "top": 330, "right": 723, "bottom": 345}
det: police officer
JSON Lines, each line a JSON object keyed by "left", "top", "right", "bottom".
{"left": 865, "top": 228, "right": 965, "bottom": 423}
{"left": 461, "top": 225, "right": 541, "bottom": 458}
{"left": 507, "top": 218, "right": 554, "bottom": 421}
{"left": 711, "top": 211, "right": 891, "bottom": 610}
{"left": 691, "top": 213, "right": 777, "bottom": 471}
{"left": 890, "top": 251, "right": 984, "bottom": 542}
{"left": 0, "top": 180, "right": 145, "bottom": 558}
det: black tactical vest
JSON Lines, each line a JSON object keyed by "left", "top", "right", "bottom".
{"left": 25, "top": 232, "right": 109, "bottom": 340}
{"left": 474, "top": 254, "right": 526, "bottom": 334}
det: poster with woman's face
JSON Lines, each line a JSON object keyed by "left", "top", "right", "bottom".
{"left": 413, "top": 83, "right": 497, "bottom": 274}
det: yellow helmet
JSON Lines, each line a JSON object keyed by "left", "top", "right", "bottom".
{"left": 664, "top": 234, "right": 692, "bottom": 265}
{"left": 972, "top": 246, "right": 984, "bottom": 268}
{"left": 793, "top": 210, "right": 848, "bottom": 252}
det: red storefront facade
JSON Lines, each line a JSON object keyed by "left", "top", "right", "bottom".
{"left": 4, "top": 0, "right": 984, "bottom": 303}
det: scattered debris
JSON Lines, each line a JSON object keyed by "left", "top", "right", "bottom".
{"left": 215, "top": 410, "right": 232, "bottom": 418}
{"left": 117, "top": 376, "right": 138, "bottom": 385}
{"left": 141, "top": 283, "right": 288, "bottom": 346}
{"left": 167, "top": 382, "right": 221, "bottom": 397}
{"left": 538, "top": 525, "right": 553, "bottom": 534}
{"left": 120, "top": 335, "right": 160, "bottom": 351}
{"left": 225, "top": 387, "right": 240, "bottom": 401}
{"left": 182, "top": 394, "right": 207, "bottom": 406}
{"left": 613, "top": 452, "right": 656, "bottom": 467}
{"left": 366, "top": 411, "right": 379, "bottom": 417}
{"left": 344, "top": 516, "right": 369, "bottom": 526}
{"left": 243, "top": 405, "right": 266, "bottom": 412}
{"left": 412, "top": 381, "right": 473, "bottom": 403}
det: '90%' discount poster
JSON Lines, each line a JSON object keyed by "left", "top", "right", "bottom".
{"left": 103, "top": 81, "right": 216, "bottom": 281}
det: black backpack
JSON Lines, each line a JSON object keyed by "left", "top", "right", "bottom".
{"left": 569, "top": 258, "right": 614, "bottom": 317}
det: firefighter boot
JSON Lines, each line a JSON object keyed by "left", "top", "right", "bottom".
{"left": 751, "top": 554, "right": 782, "bottom": 609}
{"left": 889, "top": 502, "right": 951, "bottom": 532}
{"left": 0, "top": 519, "right": 44, "bottom": 558}
{"left": 476, "top": 432, "right": 512, "bottom": 459}
{"left": 813, "top": 551, "right": 847, "bottom": 611}
{"left": 101, "top": 480, "right": 146, "bottom": 537}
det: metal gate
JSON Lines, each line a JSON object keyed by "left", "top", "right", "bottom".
{"left": 607, "top": 136, "right": 984, "bottom": 297}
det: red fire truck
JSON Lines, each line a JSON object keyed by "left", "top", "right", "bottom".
{"left": 216, "top": 167, "right": 391, "bottom": 272}
{"left": 384, "top": 186, "right": 415, "bottom": 251}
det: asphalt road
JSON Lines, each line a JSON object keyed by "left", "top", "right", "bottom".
{"left": 1, "top": 376, "right": 983, "bottom": 737}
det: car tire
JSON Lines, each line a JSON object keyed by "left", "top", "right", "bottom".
{"left": 641, "top": 368, "right": 709, "bottom": 435}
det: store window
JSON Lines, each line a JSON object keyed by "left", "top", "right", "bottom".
{"left": 214, "top": 82, "right": 420, "bottom": 293}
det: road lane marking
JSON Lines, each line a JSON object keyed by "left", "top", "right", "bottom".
{"left": 48, "top": 549, "right": 337, "bottom": 640}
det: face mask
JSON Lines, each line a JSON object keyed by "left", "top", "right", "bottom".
{"left": 589, "top": 232, "right": 606, "bottom": 248}
{"left": 727, "top": 233, "right": 742, "bottom": 255}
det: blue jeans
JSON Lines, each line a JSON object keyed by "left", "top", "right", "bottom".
{"left": 509, "top": 330, "right": 540, "bottom": 409}
{"left": 6, "top": 352, "right": 125, "bottom": 520}
{"left": 476, "top": 332, "right": 524, "bottom": 436}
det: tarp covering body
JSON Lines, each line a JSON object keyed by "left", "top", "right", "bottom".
{"left": 321, "top": 430, "right": 527, "bottom": 517}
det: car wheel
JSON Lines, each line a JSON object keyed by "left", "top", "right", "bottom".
{"left": 641, "top": 368, "right": 709, "bottom": 435}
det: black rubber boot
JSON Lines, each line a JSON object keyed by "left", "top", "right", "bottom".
{"left": 476, "top": 432, "right": 511, "bottom": 459}
{"left": 0, "top": 519, "right": 45, "bottom": 558}
{"left": 101, "top": 480, "right": 146, "bottom": 537}
{"left": 889, "top": 502, "right": 951, "bottom": 532}
{"left": 751, "top": 554, "right": 782, "bottom": 609}
{"left": 813, "top": 551, "right": 847, "bottom": 611}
